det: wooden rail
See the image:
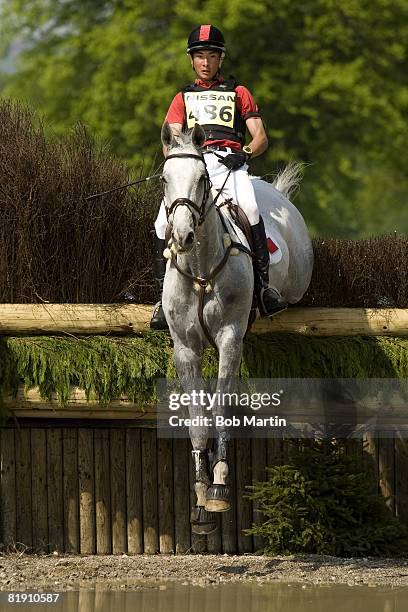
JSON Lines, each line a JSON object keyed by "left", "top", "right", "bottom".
{"left": 4, "top": 387, "right": 156, "bottom": 421}
{"left": 0, "top": 304, "right": 407, "bottom": 336}
{"left": 5, "top": 384, "right": 408, "bottom": 422}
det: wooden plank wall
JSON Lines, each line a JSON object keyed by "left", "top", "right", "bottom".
{"left": 1, "top": 425, "right": 407, "bottom": 554}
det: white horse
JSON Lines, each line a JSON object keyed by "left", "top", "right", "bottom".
{"left": 160, "top": 122, "right": 313, "bottom": 534}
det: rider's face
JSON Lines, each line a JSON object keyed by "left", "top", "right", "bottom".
{"left": 190, "top": 50, "right": 221, "bottom": 82}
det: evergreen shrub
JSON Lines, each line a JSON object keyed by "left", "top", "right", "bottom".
{"left": 246, "top": 439, "right": 408, "bottom": 557}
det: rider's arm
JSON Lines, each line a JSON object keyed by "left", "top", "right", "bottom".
{"left": 237, "top": 85, "right": 268, "bottom": 159}
{"left": 245, "top": 117, "right": 268, "bottom": 158}
{"left": 163, "top": 123, "right": 183, "bottom": 157}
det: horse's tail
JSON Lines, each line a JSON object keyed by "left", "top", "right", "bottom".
{"left": 272, "top": 162, "right": 304, "bottom": 199}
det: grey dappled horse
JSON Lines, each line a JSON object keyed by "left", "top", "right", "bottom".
{"left": 161, "top": 122, "right": 313, "bottom": 534}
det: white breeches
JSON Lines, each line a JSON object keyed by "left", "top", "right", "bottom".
{"left": 154, "top": 149, "right": 260, "bottom": 240}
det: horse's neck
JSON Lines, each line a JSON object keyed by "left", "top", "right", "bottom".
{"left": 186, "top": 199, "right": 225, "bottom": 277}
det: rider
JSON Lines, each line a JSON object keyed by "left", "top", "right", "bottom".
{"left": 150, "top": 24, "right": 288, "bottom": 329}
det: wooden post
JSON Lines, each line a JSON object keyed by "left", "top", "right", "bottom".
{"left": 363, "top": 433, "right": 379, "bottom": 482}
{"left": 173, "top": 438, "right": 191, "bottom": 554}
{"left": 63, "top": 428, "right": 79, "bottom": 553}
{"left": 0, "top": 429, "right": 16, "bottom": 548}
{"left": 378, "top": 437, "right": 395, "bottom": 514}
{"left": 15, "top": 428, "right": 32, "bottom": 551}
{"left": 251, "top": 438, "right": 267, "bottom": 552}
{"left": 110, "top": 429, "right": 127, "bottom": 554}
{"left": 235, "top": 438, "right": 253, "bottom": 553}
{"left": 31, "top": 429, "right": 48, "bottom": 552}
{"left": 126, "top": 429, "right": 143, "bottom": 554}
{"left": 94, "top": 429, "right": 111, "bottom": 554}
{"left": 141, "top": 429, "right": 158, "bottom": 554}
{"left": 47, "top": 428, "right": 64, "bottom": 552}
{"left": 157, "top": 437, "right": 174, "bottom": 553}
{"left": 78, "top": 428, "right": 95, "bottom": 554}
{"left": 267, "top": 435, "right": 283, "bottom": 469}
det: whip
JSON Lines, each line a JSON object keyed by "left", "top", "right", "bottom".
{"left": 85, "top": 173, "right": 162, "bottom": 201}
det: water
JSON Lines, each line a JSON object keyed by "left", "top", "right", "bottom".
{"left": 1, "top": 581, "right": 407, "bottom": 612}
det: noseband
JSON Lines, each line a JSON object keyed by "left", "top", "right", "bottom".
{"left": 164, "top": 153, "right": 211, "bottom": 227}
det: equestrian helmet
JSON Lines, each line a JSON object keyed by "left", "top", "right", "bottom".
{"left": 187, "top": 25, "right": 226, "bottom": 55}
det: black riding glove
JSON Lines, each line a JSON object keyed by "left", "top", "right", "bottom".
{"left": 219, "top": 151, "right": 248, "bottom": 171}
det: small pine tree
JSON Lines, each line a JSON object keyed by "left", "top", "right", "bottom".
{"left": 246, "top": 439, "right": 408, "bottom": 557}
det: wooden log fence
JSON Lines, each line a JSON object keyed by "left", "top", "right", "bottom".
{"left": 0, "top": 304, "right": 407, "bottom": 336}
{"left": 1, "top": 304, "right": 408, "bottom": 554}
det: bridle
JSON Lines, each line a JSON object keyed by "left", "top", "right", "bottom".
{"left": 164, "top": 152, "right": 211, "bottom": 227}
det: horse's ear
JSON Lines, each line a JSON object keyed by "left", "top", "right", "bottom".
{"left": 191, "top": 123, "right": 206, "bottom": 148}
{"left": 161, "top": 122, "right": 174, "bottom": 147}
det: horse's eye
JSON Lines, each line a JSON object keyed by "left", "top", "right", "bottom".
{"left": 160, "top": 175, "right": 167, "bottom": 184}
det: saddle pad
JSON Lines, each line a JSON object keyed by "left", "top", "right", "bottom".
{"left": 266, "top": 225, "right": 283, "bottom": 265}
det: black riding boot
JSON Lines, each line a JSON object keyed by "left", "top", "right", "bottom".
{"left": 251, "top": 217, "right": 288, "bottom": 317}
{"left": 149, "top": 235, "right": 169, "bottom": 330}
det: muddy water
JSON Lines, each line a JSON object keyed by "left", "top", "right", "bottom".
{"left": 1, "top": 581, "right": 407, "bottom": 612}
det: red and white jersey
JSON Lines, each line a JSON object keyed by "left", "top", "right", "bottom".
{"left": 165, "top": 76, "right": 262, "bottom": 151}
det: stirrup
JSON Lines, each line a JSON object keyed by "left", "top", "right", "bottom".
{"left": 258, "top": 286, "right": 288, "bottom": 318}
{"left": 150, "top": 301, "right": 168, "bottom": 330}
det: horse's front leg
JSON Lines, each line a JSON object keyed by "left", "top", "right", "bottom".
{"left": 173, "top": 342, "right": 217, "bottom": 534}
{"left": 205, "top": 329, "right": 244, "bottom": 512}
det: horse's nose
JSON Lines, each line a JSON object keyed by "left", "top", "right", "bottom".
{"left": 186, "top": 231, "right": 194, "bottom": 246}
{"left": 173, "top": 229, "right": 195, "bottom": 252}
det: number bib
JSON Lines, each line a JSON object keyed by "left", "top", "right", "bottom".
{"left": 184, "top": 91, "right": 236, "bottom": 129}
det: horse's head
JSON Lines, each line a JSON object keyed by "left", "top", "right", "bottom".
{"left": 161, "top": 122, "right": 209, "bottom": 253}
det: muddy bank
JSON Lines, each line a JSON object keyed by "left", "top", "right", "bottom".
{"left": 1, "top": 553, "right": 408, "bottom": 591}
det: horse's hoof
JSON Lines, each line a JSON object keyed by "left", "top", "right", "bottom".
{"left": 205, "top": 484, "right": 231, "bottom": 512}
{"left": 190, "top": 506, "right": 217, "bottom": 534}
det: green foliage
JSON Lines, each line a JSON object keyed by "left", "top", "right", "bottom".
{"left": 1, "top": 0, "right": 407, "bottom": 236}
{"left": 245, "top": 439, "right": 408, "bottom": 556}
{"left": 0, "top": 334, "right": 173, "bottom": 414}
{"left": 0, "top": 334, "right": 408, "bottom": 420}
{"left": 241, "top": 335, "right": 408, "bottom": 378}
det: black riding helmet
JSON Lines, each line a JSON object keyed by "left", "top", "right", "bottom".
{"left": 187, "top": 25, "right": 226, "bottom": 55}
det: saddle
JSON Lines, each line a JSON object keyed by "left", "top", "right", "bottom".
{"left": 219, "top": 200, "right": 280, "bottom": 258}
{"left": 218, "top": 200, "right": 254, "bottom": 253}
